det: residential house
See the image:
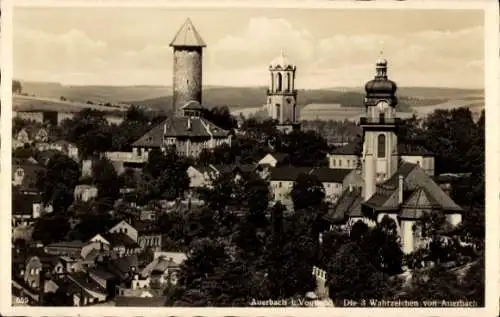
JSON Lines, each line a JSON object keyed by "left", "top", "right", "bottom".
{"left": 108, "top": 220, "right": 139, "bottom": 243}
{"left": 74, "top": 185, "right": 99, "bottom": 202}
{"left": 308, "top": 167, "right": 363, "bottom": 204}
{"left": 12, "top": 157, "right": 45, "bottom": 195}
{"left": 268, "top": 167, "right": 312, "bottom": 209}
{"left": 66, "top": 272, "right": 108, "bottom": 303}
{"left": 328, "top": 142, "right": 435, "bottom": 176}
{"left": 133, "top": 220, "right": 162, "bottom": 252}
{"left": 132, "top": 100, "right": 232, "bottom": 158}
{"left": 258, "top": 152, "right": 290, "bottom": 168}
{"left": 44, "top": 240, "right": 103, "bottom": 261}
{"left": 141, "top": 252, "right": 187, "bottom": 288}
{"left": 12, "top": 192, "right": 43, "bottom": 227}
{"left": 186, "top": 165, "right": 215, "bottom": 189}
{"left": 50, "top": 140, "right": 79, "bottom": 160}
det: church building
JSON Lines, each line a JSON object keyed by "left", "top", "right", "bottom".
{"left": 265, "top": 51, "right": 301, "bottom": 133}
{"left": 324, "top": 56, "right": 463, "bottom": 254}
{"left": 132, "top": 19, "right": 232, "bottom": 158}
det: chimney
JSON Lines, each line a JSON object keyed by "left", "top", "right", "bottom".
{"left": 364, "top": 153, "right": 376, "bottom": 201}
{"left": 398, "top": 174, "right": 404, "bottom": 204}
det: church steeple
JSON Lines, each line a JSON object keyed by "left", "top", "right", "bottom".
{"left": 265, "top": 50, "right": 300, "bottom": 133}
{"left": 361, "top": 54, "right": 400, "bottom": 184}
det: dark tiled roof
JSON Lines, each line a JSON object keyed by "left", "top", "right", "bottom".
{"left": 324, "top": 187, "right": 363, "bottom": 223}
{"left": 12, "top": 192, "right": 42, "bottom": 215}
{"left": 109, "top": 255, "right": 139, "bottom": 276}
{"left": 68, "top": 272, "right": 108, "bottom": 295}
{"left": 46, "top": 240, "right": 87, "bottom": 249}
{"left": 330, "top": 141, "right": 359, "bottom": 155}
{"left": 132, "top": 219, "right": 159, "bottom": 234}
{"left": 266, "top": 152, "right": 290, "bottom": 164}
{"left": 210, "top": 163, "right": 257, "bottom": 175}
{"left": 115, "top": 296, "right": 167, "bottom": 307}
{"left": 364, "top": 162, "right": 462, "bottom": 213}
{"left": 102, "top": 233, "right": 140, "bottom": 249}
{"left": 132, "top": 116, "right": 229, "bottom": 148}
{"left": 89, "top": 268, "right": 117, "bottom": 281}
{"left": 269, "top": 166, "right": 312, "bottom": 181}
{"left": 309, "top": 167, "right": 352, "bottom": 183}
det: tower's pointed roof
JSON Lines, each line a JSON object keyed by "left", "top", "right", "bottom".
{"left": 170, "top": 18, "right": 206, "bottom": 48}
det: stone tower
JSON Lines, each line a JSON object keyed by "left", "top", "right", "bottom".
{"left": 265, "top": 50, "right": 300, "bottom": 133}
{"left": 170, "top": 18, "right": 206, "bottom": 115}
{"left": 361, "top": 54, "right": 399, "bottom": 199}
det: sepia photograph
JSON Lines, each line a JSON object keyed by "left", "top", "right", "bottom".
{"left": 3, "top": 0, "right": 498, "bottom": 315}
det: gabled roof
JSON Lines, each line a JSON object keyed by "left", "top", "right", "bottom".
{"left": 169, "top": 18, "right": 206, "bottom": 48}
{"left": 102, "top": 233, "right": 140, "bottom": 249}
{"left": 132, "top": 117, "right": 230, "bottom": 148}
{"left": 363, "top": 161, "right": 462, "bottom": 213}
{"left": 323, "top": 186, "right": 363, "bottom": 223}
{"left": 269, "top": 166, "right": 312, "bottom": 182}
{"left": 309, "top": 167, "right": 353, "bottom": 183}
{"left": 12, "top": 192, "right": 42, "bottom": 216}
{"left": 330, "top": 141, "right": 359, "bottom": 155}
{"left": 399, "top": 187, "right": 443, "bottom": 219}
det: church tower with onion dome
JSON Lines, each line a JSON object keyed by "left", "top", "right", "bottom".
{"left": 265, "top": 50, "right": 300, "bottom": 133}
{"left": 361, "top": 53, "right": 400, "bottom": 199}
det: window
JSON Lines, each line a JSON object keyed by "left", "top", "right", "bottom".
{"left": 16, "top": 168, "right": 24, "bottom": 177}
{"left": 332, "top": 159, "right": 336, "bottom": 167}
{"left": 276, "top": 73, "right": 282, "bottom": 91}
{"left": 279, "top": 182, "right": 282, "bottom": 188}
{"left": 275, "top": 104, "right": 281, "bottom": 119}
{"left": 339, "top": 160, "right": 342, "bottom": 167}
{"left": 377, "top": 134, "right": 386, "bottom": 158}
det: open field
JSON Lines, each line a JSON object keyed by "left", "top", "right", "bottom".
{"left": 15, "top": 81, "right": 484, "bottom": 120}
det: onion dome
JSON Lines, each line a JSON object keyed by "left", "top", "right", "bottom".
{"left": 270, "top": 50, "right": 295, "bottom": 69}
{"left": 365, "top": 56, "right": 397, "bottom": 95}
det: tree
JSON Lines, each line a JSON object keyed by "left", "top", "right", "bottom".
{"left": 361, "top": 216, "right": 403, "bottom": 275}
{"left": 61, "top": 108, "right": 112, "bottom": 158}
{"left": 290, "top": 173, "right": 325, "bottom": 211}
{"left": 275, "top": 130, "right": 329, "bottom": 166}
{"left": 92, "top": 158, "right": 120, "bottom": 203}
{"left": 136, "top": 149, "right": 190, "bottom": 203}
{"left": 172, "top": 238, "right": 232, "bottom": 306}
{"left": 36, "top": 153, "right": 80, "bottom": 213}
{"left": 327, "top": 242, "right": 391, "bottom": 302}
{"left": 12, "top": 79, "right": 22, "bottom": 94}
{"left": 202, "top": 106, "right": 237, "bottom": 131}
{"left": 32, "top": 214, "right": 71, "bottom": 245}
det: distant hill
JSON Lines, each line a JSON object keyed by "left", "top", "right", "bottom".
{"left": 12, "top": 94, "right": 127, "bottom": 114}
{"left": 130, "top": 87, "right": 421, "bottom": 113}
{"left": 19, "top": 81, "right": 171, "bottom": 105}
{"left": 16, "top": 80, "right": 484, "bottom": 118}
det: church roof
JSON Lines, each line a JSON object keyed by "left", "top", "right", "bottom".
{"left": 324, "top": 161, "right": 462, "bottom": 224}
{"left": 170, "top": 18, "right": 206, "bottom": 48}
{"left": 323, "top": 186, "right": 363, "bottom": 223}
{"left": 132, "top": 117, "right": 230, "bottom": 148}
{"left": 399, "top": 187, "right": 443, "bottom": 219}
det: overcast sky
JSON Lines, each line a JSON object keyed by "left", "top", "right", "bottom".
{"left": 13, "top": 7, "right": 484, "bottom": 89}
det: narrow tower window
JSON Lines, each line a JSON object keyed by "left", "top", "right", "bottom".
{"left": 287, "top": 73, "right": 291, "bottom": 92}
{"left": 377, "top": 134, "right": 386, "bottom": 158}
{"left": 275, "top": 104, "right": 281, "bottom": 120}
{"left": 276, "top": 73, "right": 282, "bottom": 92}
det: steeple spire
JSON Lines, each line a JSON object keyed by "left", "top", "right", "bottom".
{"left": 170, "top": 18, "right": 206, "bottom": 48}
